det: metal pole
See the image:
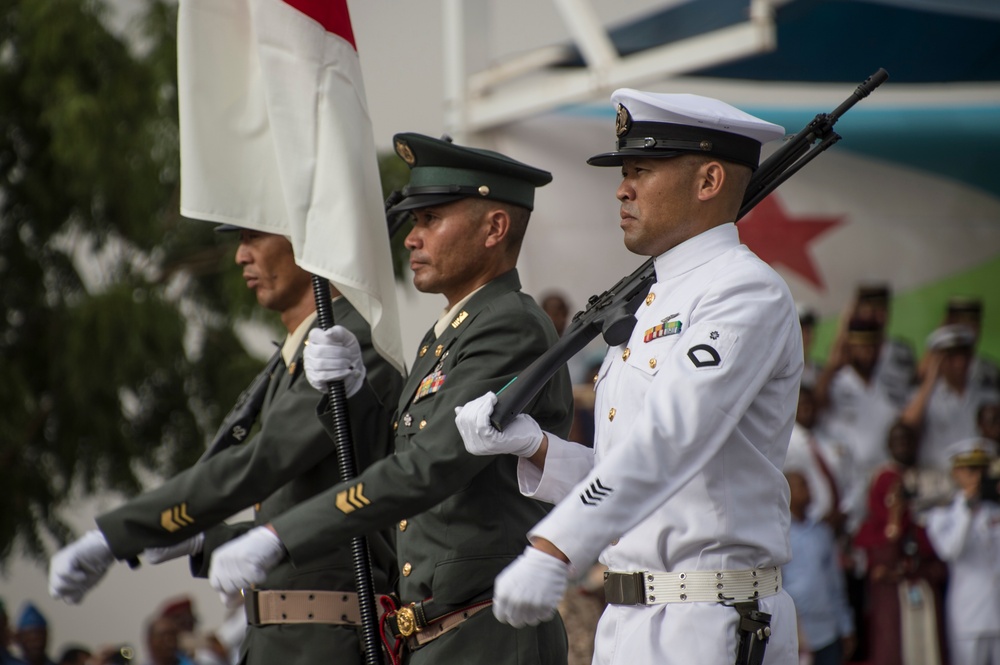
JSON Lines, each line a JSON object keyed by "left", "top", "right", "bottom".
{"left": 311, "top": 275, "right": 383, "bottom": 665}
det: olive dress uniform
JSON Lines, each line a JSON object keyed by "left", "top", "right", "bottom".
{"left": 271, "top": 267, "right": 574, "bottom": 664}
{"left": 96, "top": 298, "right": 402, "bottom": 665}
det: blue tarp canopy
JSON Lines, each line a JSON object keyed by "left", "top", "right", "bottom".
{"left": 558, "top": 0, "right": 1000, "bottom": 83}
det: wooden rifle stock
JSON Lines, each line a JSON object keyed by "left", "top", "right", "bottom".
{"left": 491, "top": 68, "right": 889, "bottom": 431}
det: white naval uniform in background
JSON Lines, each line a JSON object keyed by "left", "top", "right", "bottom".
{"left": 518, "top": 223, "right": 802, "bottom": 665}
{"left": 926, "top": 494, "right": 1000, "bottom": 665}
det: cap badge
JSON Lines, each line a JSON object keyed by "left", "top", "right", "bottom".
{"left": 615, "top": 104, "right": 632, "bottom": 138}
{"left": 395, "top": 139, "right": 416, "bottom": 166}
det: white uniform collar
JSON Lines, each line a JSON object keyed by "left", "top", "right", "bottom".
{"left": 434, "top": 284, "right": 486, "bottom": 338}
{"left": 652, "top": 223, "right": 739, "bottom": 282}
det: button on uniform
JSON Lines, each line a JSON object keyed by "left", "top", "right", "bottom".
{"left": 398, "top": 519, "right": 408, "bottom": 532}
{"left": 402, "top": 562, "right": 412, "bottom": 577}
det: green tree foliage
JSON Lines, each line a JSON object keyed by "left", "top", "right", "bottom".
{"left": 0, "top": 0, "right": 263, "bottom": 565}
{"left": 0, "top": 0, "right": 412, "bottom": 568}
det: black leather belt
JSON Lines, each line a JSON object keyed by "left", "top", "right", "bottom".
{"left": 379, "top": 594, "right": 492, "bottom": 657}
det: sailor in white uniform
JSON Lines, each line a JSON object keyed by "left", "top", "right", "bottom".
{"left": 457, "top": 90, "right": 801, "bottom": 665}
{"left": 925, "top": 439, "right": 1000, "bottom": 665}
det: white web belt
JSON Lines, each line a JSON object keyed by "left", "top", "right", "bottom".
{"left": 604, "top": 566, "right": 782, "bottom": 605}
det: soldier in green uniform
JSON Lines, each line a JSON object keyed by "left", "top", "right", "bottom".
{"left": 48, "top": 227, "right": 403, "bottom": 665}
{"left": 208, "top": 134, "right": 575, "bottom": 664}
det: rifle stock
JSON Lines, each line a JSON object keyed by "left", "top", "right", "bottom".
{"left": 491, "top": 68, "right": 889, "bottom": 431}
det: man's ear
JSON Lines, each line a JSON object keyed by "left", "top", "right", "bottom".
{"left": 696, "top": 161, "right": 726, "bottom": 202}
{"left": 483, "top": 208, "right": 511, "bottom": 248}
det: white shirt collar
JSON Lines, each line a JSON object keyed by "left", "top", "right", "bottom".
{"left": 434, "top": 284, "right": 486, "bottom": 338}
{"left": 652, "top": 223, "right": 740, "bottom": 282}
{"left": 281, "top": 311, "right": 318, "bottom": 366}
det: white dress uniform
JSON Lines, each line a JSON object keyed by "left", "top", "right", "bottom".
{"left": 916, "top": 381, "right": 999, "bottom": 471}
{"left": 875, "top": 338, "right": 917, "bottom": 408}
{"left": 818, "top": 365, "right": 899, "bottom": 533}
{"left": 926, "top": 494, "right": 1000, "bottom": 665}
{"left": 518, "top": 223, "right": 802, "bottom": 665}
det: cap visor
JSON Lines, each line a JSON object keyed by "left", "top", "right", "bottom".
{"left": 586, "top": 149, "right": 684, "bottom": 167}
{"left": 213, "top": 224, "right": 243, "bottom": 233}
{"left": 387, "top": 193, "right": 468, "bottom": 214}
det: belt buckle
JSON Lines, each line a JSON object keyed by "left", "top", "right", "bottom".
{"left": 395, "top": 604, "right": 419, "bottom": 637}
{"left": 243, "top": 590, "right": 260, "bottom": 625}
{"left": 604, "top": 571, "right": 646, "bottom": 606}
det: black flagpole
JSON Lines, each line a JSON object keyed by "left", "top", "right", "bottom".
{"left": 310, "top": 275, "right": 383, "bottom": 665}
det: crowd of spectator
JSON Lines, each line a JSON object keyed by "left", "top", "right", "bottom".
{"left": 0, "top": 596, "right": 244, "bottom": 665}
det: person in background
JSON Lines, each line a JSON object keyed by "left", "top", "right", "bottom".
{"left": 926, "top": 438, "right": 1000, "bottom": 665}
{"left": 156, "top": 598, "right": 226, "bottom": 665}
{"left": 902, "top": 324, "right": 999, "bottom": 473}
{"left": 853, "top": 421, "right": 948, "bottom": 665}
{"left": 13, "top": 604, "right": 55, "bottom": 665}
{"left": 852, "top": 283, "right": 916, "bottom": 408}
{"left": 798, "top": 305, "right": 823, "bottom": 389}
{"left": 979, "top": 402, "right": 1000, "bottom": 445}
{"left": 816, "top": 317, "right": 900, "bottom": 536}
{"left": 784, "top": 469, "right": 855, "bottom": 665}
{"left": 540, "top": 291, "right": 571, "bottom": 337}
{"left": 0, "top": 599, "right": 27, "bottom": 665}
{"left": 784, "top": 386, "right": 850, "bottom": 535}
{"left": 142, "top": 617, "right": 193, "bottom": 665}
{"left": 943, "top": 297, "right": 998, "bottom": 392}
{"left": 54, "top": 647, "right": 90, "bottom": 665}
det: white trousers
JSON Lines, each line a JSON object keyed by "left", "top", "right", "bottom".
{"left": 592, "top": 589, "right": 797, "bottom": 665}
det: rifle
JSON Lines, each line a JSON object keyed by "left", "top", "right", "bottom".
{"left": 490, "top": 68, "right": 889, "bottom": 431}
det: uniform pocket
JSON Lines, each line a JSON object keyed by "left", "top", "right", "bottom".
{"left": 432, "top": 554, "right": 516, "bottom": 605}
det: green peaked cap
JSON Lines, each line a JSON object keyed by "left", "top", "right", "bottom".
{"left": 389, "top": 133, "right": 552, "bottom": 213}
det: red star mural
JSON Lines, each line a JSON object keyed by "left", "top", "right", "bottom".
{"left": 738, "top": 194, "right": 843, "bottom": 291}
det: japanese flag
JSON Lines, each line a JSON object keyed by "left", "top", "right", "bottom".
{"left": 177, "top": 0, "right": 405, "bottom": 374}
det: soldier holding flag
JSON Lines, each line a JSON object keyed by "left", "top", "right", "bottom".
{"left": 207, "top": 134, "right": 575, "bottom": 664}
{"left": 48, "top": 224, "right": 403, "bottom": 665}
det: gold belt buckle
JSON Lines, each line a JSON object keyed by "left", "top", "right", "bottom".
{"left": 396, "top": 604, "right": 418, "bottom": 637}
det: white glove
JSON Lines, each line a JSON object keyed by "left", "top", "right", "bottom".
{"left": 48, "top": 530, "right": 116, "bottom": 604}
{"left": 209, "top": 526, "right": 286, "bottom": 596}
{"left": 493, "top": 546, "right": 570, "bottom": 628}
{"left": 143, "top": 532, "right": 205, "bottom": 564}
{"left": 455, "top": 392, "right": 544, "bottom": 457}
{"left": 303, "top": 326, "right": 366, "bottom": 397}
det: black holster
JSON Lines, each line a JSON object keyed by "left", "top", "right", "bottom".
{"left": 733, "top": 600, "right": 772, "bottom": 665}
